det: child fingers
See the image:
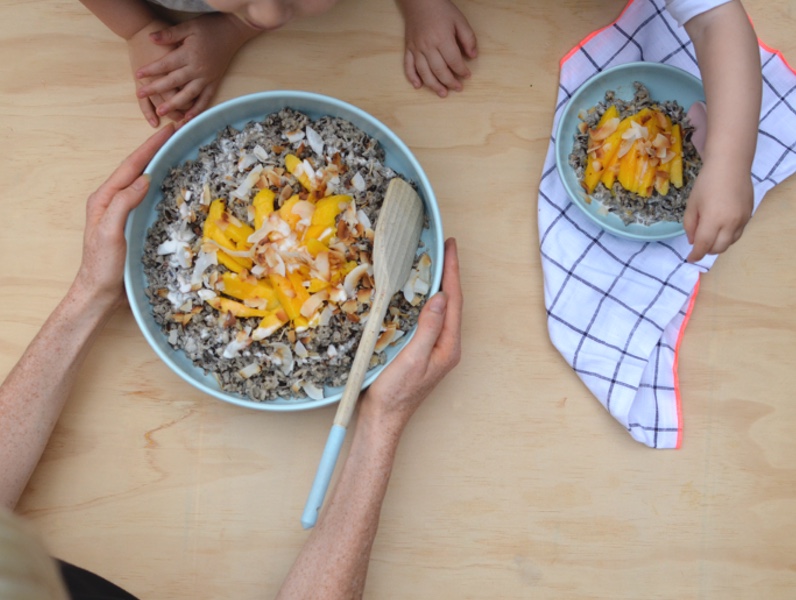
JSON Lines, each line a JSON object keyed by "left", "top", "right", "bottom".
{"left": 403, "top": 50, "right": 423, "bottom": 89}
{"left": 426, "top": 51, "right": 463, "bottom": 92}
{"left": 155, "top": 80, "right": 204, "bottom": 117}
{"left": 455, "top": 20, "right": 478, "bottom": 58}
{"left": 136, "top": 51, "right": 183, "bottom": 80}
{"left": 413, "top": 53, "right": 448, "bottom": 97}
{"left": 137, "top": 69, "right": 191, "bottom": 100}
{"left": 149, "top": 22, "right": 190, "bottom": 46}
{"left": 438, "top": 42, "right": 470, "bottom": 80}
{"left": 182, "top": 85, "right": 215, "bottom": 123}
{"left": 137, "top": 96, "right": 160, "bottom": 128}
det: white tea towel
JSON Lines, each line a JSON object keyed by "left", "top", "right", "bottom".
{"left": 538, "top": 0, "right": 796, "bottom": 448}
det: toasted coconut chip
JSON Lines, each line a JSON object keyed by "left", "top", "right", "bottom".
{"left": 271, "top": 342, "right": 294, "bottom": 375}
{"left": 238, "top": 363, "right": 261, "bottom": 379}
{"left": 590, "top": 117, "right": 619, "bottom": 142}
{"left": 351, "top": 172, "right": 366, "bottom": 192}
{"left": 617, "top": 138, "right": 636, "bottom": 159}
{"left": 303, "top": 381, "right": 325, "bottom": 400}
{"left": 375, "top": 324, "right": 398, "bottom": 353}
{"left": 285, "top": 130, "right": 304, "bottom": 143}
{"left": 231, "top": 165, "right": 263, "bottom": 200}
{"left": 344, "top": 263, "right": 371, "bottom": 297}
{"left": 301, "top": 290, "right": 329, "bottom": 319}
{"left": 341, "top": 299, "right": 358, "bottom": 314}
{"left": 306, "top": 126, "right": 324, "bottom": 156}
{"left": 295, "top": 339, "right": 309, "bottom": 359}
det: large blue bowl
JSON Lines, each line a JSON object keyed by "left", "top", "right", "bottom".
{"left": 124, "top": 91, "right": 443, "bottom": 411}
{"left": 555, "top": 62, "right": 705, "bottom": 241}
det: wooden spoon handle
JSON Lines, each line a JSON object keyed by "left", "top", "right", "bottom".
{"left": 333, "top": 287, "right": 391, "bottom": 428}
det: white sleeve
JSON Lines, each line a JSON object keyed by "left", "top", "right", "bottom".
{"left": 665, "top": 0, "right": 733, "bottom": 26}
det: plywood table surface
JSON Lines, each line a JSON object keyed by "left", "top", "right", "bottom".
{"left": 2, "top": 0, "right": 795, "bottom": 598}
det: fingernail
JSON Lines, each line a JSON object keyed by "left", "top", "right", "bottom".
{"left": 149, "top": 118, "right": 159, "bottom": 127}
{"left": 150, "top": 32, "right": 161, "bottom": 42}
{"left": 132, "top": 174, "right": 150, "bottom": 191}
{"left": 429, "top": 292, "right": 447, "bottom": 314}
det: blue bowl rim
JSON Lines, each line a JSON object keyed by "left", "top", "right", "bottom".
{"left": 123, "top": 90, "right": 443, "bottom": 412}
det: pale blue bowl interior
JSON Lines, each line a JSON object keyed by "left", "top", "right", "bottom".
{"left": 555, "top": 62, "right": 704, "bottom": 241}
{"left": 124, "top": 91, "right": 443, "bottom": 411}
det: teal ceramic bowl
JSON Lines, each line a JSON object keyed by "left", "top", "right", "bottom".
{"left": 555, "top": 62, "right": 704, "bottom": 241}
{"left": 124, "top": 91, "right": 443, "bottom": 411}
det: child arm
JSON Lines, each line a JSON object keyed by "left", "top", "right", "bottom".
{"left": 396, "top": 0, "right": 478, "bottom": 97}
{"left": 681, "top": 0, "right": 761, "bottom": 262}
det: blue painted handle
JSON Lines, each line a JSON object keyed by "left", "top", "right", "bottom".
{"left": 301, "top": 424, "right": 347, "bottom": 529}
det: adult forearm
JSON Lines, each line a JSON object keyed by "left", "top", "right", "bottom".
{"left": 276, "top": 410, "right": 403, "bottom": 600}
{"left": 0, "top": 283, "right": 116, "bottom": 509}
{"left": 80, "top": 0, "right": 160, "bottom": 40}
{"left": 686, "top": 1, "right": 761, "bottom": 168}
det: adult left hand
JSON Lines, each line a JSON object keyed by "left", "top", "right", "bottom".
{"left": 75, "top": 125, "right": 174, "bottom": 310}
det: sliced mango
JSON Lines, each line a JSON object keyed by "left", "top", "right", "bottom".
{"left": 312, "top": 195, "right": 350, "bottom": 227}
{"left": 206, "top": 296, "right": 271, "bottom": 318}
{"left": 285, "top": 153, "right": 312, "bottom": 191}
{"left": 253, "top": 188, "right": 275, "bottom": 229}
{"left": 220, "top": 272, "right": 278, "bottom": 308}
{"left": 670, "top": 124, "right": 684, "bottom": 188}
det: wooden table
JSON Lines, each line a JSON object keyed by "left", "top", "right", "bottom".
{"left": 2, "top": 0, "right": 795, "bottom": 597}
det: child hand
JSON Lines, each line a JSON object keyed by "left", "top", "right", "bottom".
{"left": 683, "top": 158, "right": 753, "bottom": 263}
{"left": 127, "top": 20, "right": 186, "bottom": 127}
{"left": 134, "top": 14, "right": 259, "bottom": 124}
{"left": 400, "top": 0, "right": 477, "bottom": 97}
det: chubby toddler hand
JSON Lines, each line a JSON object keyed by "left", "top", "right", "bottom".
{"left": 401, "top": 0, "right": 478, "bottom": 97}
{"left": 135, "top": 13, "right": 258, "bottom": 124}
{"left": 683, "top": 158, "right": 753, "bottom": 263}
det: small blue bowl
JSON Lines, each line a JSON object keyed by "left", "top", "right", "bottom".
{"left": 555, "top": 62, "right": 704, "bottom": 241}
{"left": 124, "top": 91, "right": 443, "bottom": 411}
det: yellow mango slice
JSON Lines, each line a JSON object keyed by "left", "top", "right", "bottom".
{"left": 278, "top": 194, "right": 302, "bottom": 229}
{"left": 206, "top": 296, "right": 271, "bottom": 318}
{"left": 220, "top": 272, "right": 278, "bottom": 308}
{"left": 312, "top": 195, "right": 350, "bottom": 227}
{"left": 269, "top": 273, "right": 302, "bottom": 322}
{"left": 598, "top": 117, "right": 639, "bottom": 192}
{"left": 253, "top": 188, "right": 275, "bottom": 229}
{"left": 617, "top": 140, "right": 640, "bottom": 193}
{"left": 304, "top": 237, "right": 328, "bottom": 257}
{"left": 217, "top": 251, "right": 244, "bottom": 274}
{"left": 254, "top": 309, "right": 289, "bottom": 339}
{"left": 216, "top": 213, "right": 254, "bottom": 246}
{"left": 583, "top": 106, "right": 620, "bottom": 192}
{"left": 308, "top": 277, "right": 330, "bottom": 293}
{"left": 285, "top": 153, "right": 313, "bottom": 191}
{"left": 303, "top": 224, "right": 333, "bottom": 243}
{"left": 670, "top": 124, "right": 684, "bottom": 188}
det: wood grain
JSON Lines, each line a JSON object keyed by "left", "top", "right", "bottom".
{"left": 1, "top": 1, "right": 795, "bottom": 598}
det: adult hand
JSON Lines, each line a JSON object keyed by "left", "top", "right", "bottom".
{"left": 74, "top": 125, "right": 175, "bottom": 311}
{"left": 401, "top": 0, "right": 478, "bottom": 97}
{"left": 135, "top": 13, "right": 260, "bottom": 123}
{"left": 359, "top": 237, "right": 463, "bottom": 432}
{"left": 683, "top": 158, "right": 753, "bottom": 263}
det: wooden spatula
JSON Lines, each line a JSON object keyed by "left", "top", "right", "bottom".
{"left": 301, "top": 177, "right": 425, "bottom": 529}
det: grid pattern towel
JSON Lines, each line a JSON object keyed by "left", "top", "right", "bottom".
{"left": 538, "top": 0, "right": 796, "bottom": 448}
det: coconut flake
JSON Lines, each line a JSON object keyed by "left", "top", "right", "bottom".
{"left": 302, "top": 381, "right": 325, "bottom": 400}
{"left": 306, "top": 126, "right": 324, "bottom": 156}
{"left": 238, "top": 363, "right": 261, "bottom": 379}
